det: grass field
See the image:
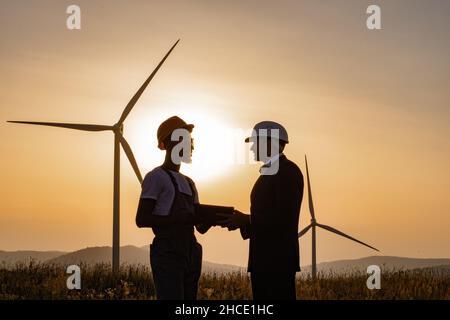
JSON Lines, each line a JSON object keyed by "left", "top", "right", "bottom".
{"left": 0, "top": 262, "right": 449, "bottom": 300}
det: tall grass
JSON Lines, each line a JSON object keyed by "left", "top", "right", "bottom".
{"left": 0, "top": 262, "right": 448, "bottom": 300}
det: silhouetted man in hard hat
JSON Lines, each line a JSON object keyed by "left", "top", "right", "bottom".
{"left": 135, "top": 116, "right": 233, "bottom": 300}
{"left": 135, "top": 116, "right": 205, "bottom": 300}
{"left": 219, "top": 121, "right": 304, "bottom": 300}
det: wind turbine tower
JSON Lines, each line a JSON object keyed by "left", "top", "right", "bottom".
{"left": 298, "top": 155, "right": 379, "bottom": 279}
{"left": 8, "top": 40, "right": 180, "bottom": 273}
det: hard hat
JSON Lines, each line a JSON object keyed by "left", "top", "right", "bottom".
{"left": 157, "top": 116, "right": 194, "bottom": 148}
{"left": 245, "top": 121, "right": 289, "bottom": 144}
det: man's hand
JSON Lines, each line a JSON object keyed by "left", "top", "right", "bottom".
{"left": 217, "top": 210, "right": 250, "bottom": 231}
{"left": 195, "top": 223, "right": 211, "bottom": 234}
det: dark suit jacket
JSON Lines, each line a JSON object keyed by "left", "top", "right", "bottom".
{"left": 240, "top": 154, "right": 304, "bottom": 273}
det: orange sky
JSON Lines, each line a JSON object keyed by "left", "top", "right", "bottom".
{"left": 1, "top": 0, "right": 450, "bottom": 267}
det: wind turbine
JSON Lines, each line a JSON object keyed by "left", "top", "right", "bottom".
{"left": 7, "top": 39, "right": 180, "bottom": 273}
{"left": 298, "top": 155, "right": 379, "bottom": 279}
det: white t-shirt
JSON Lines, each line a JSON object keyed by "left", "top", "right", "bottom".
{"left": 140, "top": 167, "right": 199, "bottom": 216}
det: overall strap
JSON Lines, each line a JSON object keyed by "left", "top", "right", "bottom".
{"left": 160, "top": 166, "right": 195, "bottom": 197}
{"left": 161, "top": 166, "right": 195, "bottom": 226}
{"left": 184, "top": 177, "right": 196, "bottom": 198}
{"left": 160, "top": 166, "right": 179, "bottom": 193}
{"left": 160, "top": 166, "right": 179, "bottom": 214}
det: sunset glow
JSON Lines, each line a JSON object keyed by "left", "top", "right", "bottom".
{"left": 1, "top": 0, "right": 449, "bottom": 269}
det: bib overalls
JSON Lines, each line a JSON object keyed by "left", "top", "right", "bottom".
{"left": 150, "top": 167, "right": 202, "bottom": 300}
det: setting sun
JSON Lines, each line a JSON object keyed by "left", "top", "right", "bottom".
{"left": 180, "top": 112, "right": 235, "bottom": 182}
{"left": 125, "top": 98, "right": 246, "bottom": 182}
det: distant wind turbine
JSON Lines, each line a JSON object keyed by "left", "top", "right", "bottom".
{"left": 298, "top": 155, "right": 379, "bottom": 279}
{"left": 7, "top": 39, "right": 180, "bottom": 273}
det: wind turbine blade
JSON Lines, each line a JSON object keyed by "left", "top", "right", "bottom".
{"left": 317, "top": 223, "right": 379, "bottom": 252}
{"left": 305, "top": 155, "right": 316, "bottom": 219}
{"left": 298, "top": 224, "right": 312, "bottom": 238}
{"left": 117, "top": 39, "right": 180, "bottom": 125}
{"left": 7, "top": 121, "right": 112, "bottom": 132}
{"left": 118, "top": 134, "right": 143, "bottom": 183}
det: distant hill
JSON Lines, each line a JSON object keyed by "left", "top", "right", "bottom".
{"left": 2, "top": 248, "right": 449, "bottom": 276}
{"left": 0, "top": 246, "right": 245, "bottom": 274}
{"left": 0, "top": 250, "right": 65, "bottom": 266}
{"left": 47, "top": 246, "right": 147, "bottom": 266}
{"left": 302, "top": 256, "right": 450, "bottom": 275}
{"left": 47, "top": 246, "right": 244, "bottom": 274}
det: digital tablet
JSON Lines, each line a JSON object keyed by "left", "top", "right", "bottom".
{"left": 197, "top": 204, "right": 234, "bottom": 226}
